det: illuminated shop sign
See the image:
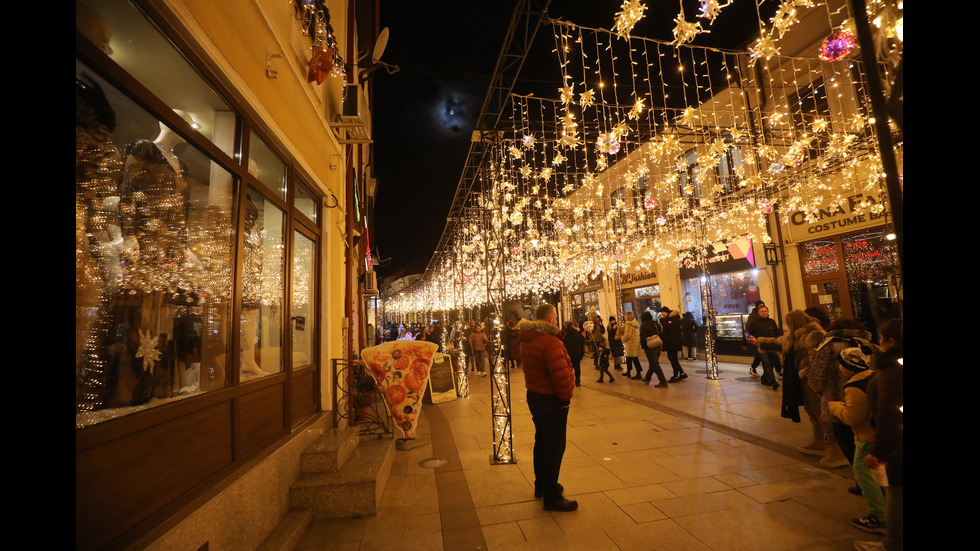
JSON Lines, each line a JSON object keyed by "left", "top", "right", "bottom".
{"left": 787, "top": 192, "right": 887, "bottom": 242}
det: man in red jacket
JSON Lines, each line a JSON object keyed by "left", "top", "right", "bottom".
{"left": 517, "top": 303, "right": 577, "bottom": 512}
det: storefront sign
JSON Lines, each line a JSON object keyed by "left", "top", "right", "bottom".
{"left": 621, "top": 270, "right": 658, "bottom": 287}
{"left": 786, "top": 191, "right": 887, "bottom": 243}
{"left": 679, "top": 236, "right": 755, "bottom": 278}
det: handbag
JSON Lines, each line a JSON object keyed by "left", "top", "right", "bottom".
{"left": 645, "top": 334, "right": 662, "bottom": 349}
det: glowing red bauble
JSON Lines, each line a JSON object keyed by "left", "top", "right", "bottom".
{"left": 819, "top": 31, "right": 855, "bottom": 63}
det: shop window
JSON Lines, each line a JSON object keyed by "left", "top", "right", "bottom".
{"left": 76, "top": 67, "right": 236, "bottom": 426}
{"left": 802, "top": 238, "right": 840, "bottom": 276}
{"left": 294, "top": 183, "right": 318, "bottom": 223}
{"left": 241, "top": 188, "right": 286, "bottom": 381}
{"left": 250, "top": 135, "right": 288, "bottom": 201}
{"left": 77, "top": 0, "right": 239, "bottom": 158}
{"left": 291, "top": 232, "right": 316, "bottom": 368}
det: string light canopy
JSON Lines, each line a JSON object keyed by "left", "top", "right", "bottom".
{"left": 386, "top": 0, "right": 902, "bottom": 317}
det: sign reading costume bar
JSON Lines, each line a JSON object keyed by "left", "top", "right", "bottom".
{"left": 360, "top": 340, "right": 438, "bottom": 439}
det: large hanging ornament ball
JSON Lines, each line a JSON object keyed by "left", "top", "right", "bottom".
{"left": 510, "top": 246, "right": 521, "bottom": 256}
{"left": 644, "top": 195, "right": 656, "bottom": 210}
{"left": 819, "top": 31, "right": 855, "bottom": 63}
{"left": 509, "top": 211, "right": 524, "bottom": 225}
{"left": 758, "top": 200, "right": 773, "bottom": 214}
{"left": 596, "top": 132, "right": 621, "bottom": 155}
{"left": 554, "top": 221, "right": 565, "bottom": 231}
{"left": 871, "top": 204, "right": 884, "bottom": 214}
{"left": 656, "top": 216, "right": 667, "bottom": 226}
{"left": 768, "top": 161, "right": 785, "bottom": 175}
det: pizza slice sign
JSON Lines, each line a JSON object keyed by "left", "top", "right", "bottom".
{"left": 360, "top": 340, "right": 438, "bottom": 439}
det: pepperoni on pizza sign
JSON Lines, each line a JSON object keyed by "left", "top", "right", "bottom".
{"left": 360, "top": 340, "right": 438, "bottom": 439}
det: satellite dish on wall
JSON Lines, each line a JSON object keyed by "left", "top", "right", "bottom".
{"left": 360, "top": 27, "right": 399, "bottom": 79}
{"left": 372, "top": 27, "right": 389, "bottom": 64}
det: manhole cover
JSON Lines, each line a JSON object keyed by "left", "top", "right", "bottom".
{"left": 418, "top": 458, "right": 450, "bottom": 469}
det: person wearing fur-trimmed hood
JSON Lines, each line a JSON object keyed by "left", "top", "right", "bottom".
{"left": 517, "top": 304, "right": 578, "bottom": 512}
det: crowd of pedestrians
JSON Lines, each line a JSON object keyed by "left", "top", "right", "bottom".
{"left": 380, "top": 305, "right": 902, "bottom": 549}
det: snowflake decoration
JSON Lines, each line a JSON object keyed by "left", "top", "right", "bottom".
{"left": 522, "top": 134, "right": 536, "bottom": 148}
{"left": 819, "top": 30, "right": 856, "bottom": 62}
{"left": 628, "top": 98, "right": 645, "bottom": 120}
{"left": 613, "top": 0, "right": 648, "bottom": 37}
{"left": 135, "top": 329, "right": 161, "bottom": 370}
{"left": 520, "top": 165, "right": 532, "bottom": 177}
{"left": 812, "top": 118, "right": 829, "bottom": 132}
{"left": 698, "top": 0, "right": 727, "bottom": 22}
{"left": 771, "top": 1, "right": 800, "bottom": 38}
{"left": 509, "top": 146, "right": 522, "bottom": 159}
{"left": 749, "top": 36, "right": 779, "bottom": 60}
{"left": 672, "top": 14, "right": 705, "bottom": 45}
{"left": 678, "top": 107, "right": 700, "bottom": 127}
{"left": 553, "top": 153, "right": 566, "bottom": 165}
{"left": 538, "top": 167, "right": 553, "bottom": 180}
{"left": 596, "top": 132, "right": 621, "bottom": 155}
{"left": 580, "top": 89, "right": 595, "bottom": 108}
{"left": 560, "top": 84, "right": 575, "bottom": 104}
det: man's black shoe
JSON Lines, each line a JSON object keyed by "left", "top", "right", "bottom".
{"left": 543, "top": 498, "right": 578, "bottom": 512}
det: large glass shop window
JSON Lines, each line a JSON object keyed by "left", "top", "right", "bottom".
{"left": 76, "top": 66, "right": 237, "bottom": 426}
{"left": 241, "top": 189, "right": 286, "bottom": 380}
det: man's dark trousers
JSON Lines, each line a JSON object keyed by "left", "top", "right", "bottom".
{"left": 527, "top": 391, "right": 568, "bottom": 503}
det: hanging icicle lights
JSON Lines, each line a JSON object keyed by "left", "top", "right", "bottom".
{"left": 386, "top": 2, "right": 901, "bottom": 317}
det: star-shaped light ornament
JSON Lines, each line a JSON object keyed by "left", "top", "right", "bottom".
{"left": 580, "top": 89, "right": 595, "bottom": 108}
{"left": 672, "top": 14, "right": 705, "bottom": 45}
{"left": 538, "top": 167, "right": 553, "bottom": 180}
{"left": 522, "top": 134, "right": 536, "bottom": 148}
{"left": 771, "top": 1, "right": 800, "bottom": 38}
{"left": 521, "top": 165, "right": 533, "bottom": 177}
{"left": 749, "top": 36, "right": 779, "bottom": 60}
{"left": 613, "top": 0, "right": 648, "bottom": 38}
{"left": 136, "top": 329, "right": 161, "bottom": 370}
{"left": 678, "top": 107, "right": 701, "bottom": 127}
{"left": 698, "top": 0, "right": 727, "bottom": 22}
{"left": 560, "top": 84, "right": 575, "bottom": 104}
{"left": 628, "top": 98, "right": 645, "bottom": 120}
{"left": 553, "top": 152, "right": 566, "bottom": 165}
{"left": 509, "top": 146, "right": 523, "bottom": 159}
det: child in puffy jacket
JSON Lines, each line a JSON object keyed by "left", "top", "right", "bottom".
{"left": 828, "top": 346, "right": 886, "bottom": 535}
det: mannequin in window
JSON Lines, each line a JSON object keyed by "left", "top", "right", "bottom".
{"left": 118, "top": 111, "right": 196, "bottom": 400}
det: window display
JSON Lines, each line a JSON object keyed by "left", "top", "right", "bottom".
{"left": 76, "top": 67, "right": 237, "bottom": 426}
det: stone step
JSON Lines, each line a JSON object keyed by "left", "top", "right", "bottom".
{"left": 289, "top": 436, "right": 395, "bottom": 519}
{"left": 300, "top": 427, "right": 361, "bottom": 473}
{"left": 255, "top": 508, "right": 312, "bottom": 551}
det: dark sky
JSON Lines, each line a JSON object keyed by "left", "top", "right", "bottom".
{"left": 371, "top": 1, "right": 776, "bottom": 280}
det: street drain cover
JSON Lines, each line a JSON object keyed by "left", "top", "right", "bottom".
{"left": 418, "top": 458, "right": 449, "bottom": 469}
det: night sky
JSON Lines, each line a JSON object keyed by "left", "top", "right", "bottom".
{"left": 371, "top": 1, "right": 777, "bottom": 280}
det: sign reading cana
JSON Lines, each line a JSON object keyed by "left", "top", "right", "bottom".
{"left": 786, "top": 191, "right": 887, "bottom": 243}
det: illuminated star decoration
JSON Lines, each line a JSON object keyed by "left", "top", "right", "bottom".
{"left": 135, "top": 329, "right": 161, "bottom": 370}
{"left": 750, "top": 36, "right": 779, "bottom": 60}
{"left": 522, "top": 134, "right": 536, "bottom": 148}
{"left": 509, "top": 145, "right": 522, "bottom": 159}
{"left": 698, "top": 0, "right": 728, "bottom": 22}
{"left": 579, "top": 89, "right": 595, "bottom": 108}
{"left": 560, "top": 83, "right": 575, "bottom": 104}
{"left": 628, "top": 98, "right": 645, "bottom": 120}
{"left": 613, "top": 0, "right": 648, "bottom": 38}
{"left": 672, "top": 13, "right": 705, "bottom": 45}
{"left": 819, "top": 30, "right": 856, "bottom": 62}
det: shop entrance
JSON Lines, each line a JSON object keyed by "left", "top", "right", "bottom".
{"left": 800, "top": 228, "right": 901, "bottom": 334}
